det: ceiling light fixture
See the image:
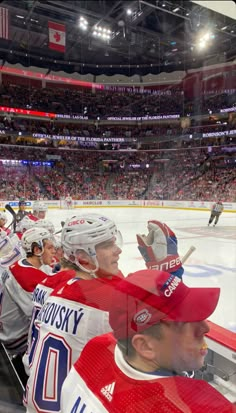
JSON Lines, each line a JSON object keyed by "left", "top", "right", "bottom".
{"left": 79, "top": 16, "right": 88, "bottom": 31}
{"left": 93, "top": 26, "right": 112, "bottom": 40}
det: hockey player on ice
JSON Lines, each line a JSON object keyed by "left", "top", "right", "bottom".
{"left": 65, "top": 194, "right": 73, "bottom": 209}
{"left": 208, "top": 200, "right": 224, "bottom": 227}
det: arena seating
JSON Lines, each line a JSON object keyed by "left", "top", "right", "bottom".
{"left": 0, "top": 145, "right": 235, "bottom": 201}
{"left": 0, "top": 82, "right": 235, "bottom": 117}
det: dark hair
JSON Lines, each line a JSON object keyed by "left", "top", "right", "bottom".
{"left": 26, "top": 239, "right": 47, "bottom": 257}
{"left": 60, "top": 256, "right": 79, "bottom": 271}
{"left": 117, "top": 323, "right": 163, "bottom": 359}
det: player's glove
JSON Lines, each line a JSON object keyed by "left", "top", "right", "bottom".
{"left": 136, "top": 220, "right": 184, "bottom": 279}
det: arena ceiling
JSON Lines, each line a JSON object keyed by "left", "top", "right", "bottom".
{"left": 0, "top": 0, "right": 236, "bottom": 75}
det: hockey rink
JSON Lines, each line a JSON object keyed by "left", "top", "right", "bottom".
{"left": 46, "top": 207, "right": 236, "bottom": 334}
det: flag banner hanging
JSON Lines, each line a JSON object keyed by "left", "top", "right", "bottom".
{"left": 48, "top": 21, "right": 65, "bottom": 52}
{"left": 0, "top": 7, "right": 9, "bottom": 39}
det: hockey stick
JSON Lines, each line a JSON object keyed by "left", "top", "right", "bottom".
{"left": 53, "top": 221, "right": 65, "bottom": 235}
{"left": 1, "top": 343, "right": 25, "bottom": 392}
{"left": 4, "top": 204, "right": 17, "bottom": 232}
{"left": 181, "top": 246, "right": 196, "bottom": 264}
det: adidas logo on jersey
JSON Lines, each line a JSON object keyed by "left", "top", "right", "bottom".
{"left": 101, "top": 381, "right": 115, "bottom": 402}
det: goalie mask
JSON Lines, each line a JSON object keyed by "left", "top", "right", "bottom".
{"left": 61, "top": 213, "right": 122, "bottom": 273}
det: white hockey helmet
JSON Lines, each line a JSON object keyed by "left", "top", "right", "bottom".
{"left": 21, "top": 227, "right": 52, "bottom": 254}
{"left": 33, "top": 201, "right": 48, "bottom": 213}
{"left": 53, "top": 234, "right": 62, "bottom": 250}
{"left": 61, "top": 213, "right": 122, "bottom": 270}
{"left": 0, "top": 211, "right": 7, "bottom": 224}
{"left": 33, "top": 219, "right": 55, "bottom": 234}
{"left": 15, "top": 215, "right": 34, "bottom": 233}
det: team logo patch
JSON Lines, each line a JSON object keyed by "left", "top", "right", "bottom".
{"left": 133, "top": 309, "right": 152, "bottom": 325}
{"left": 101, "top": 382, "right": 115, "bottom": 402}
{"left": 160, "top": 275, "right": 181, "bottom": 297}
{"left": 68, "top": 219, "right": 85, "bottom": 226}
{"left": 160, "top": 273, "right": 175, "bottom": 290}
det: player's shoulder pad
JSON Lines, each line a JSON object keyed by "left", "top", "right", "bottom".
{"left": 42, "top": 269, "right": 76, "bottom": 289}
{"left": 74, "top": 332, "right": 115, "bottom": 372}
{"left": 10, "top": 260, "right": 47, "bottom": 292}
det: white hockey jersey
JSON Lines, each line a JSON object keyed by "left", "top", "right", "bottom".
{"left": 0, "top": 232, "right": 23, "bottom": 267}
{"left": 0, "top": 259, "right": 49, "bottom": 354}
{"left": 23, "top": 269, "right": 76, "bottom": 376}
{"left": 25, "top": 275, "right": 123, "bottom": 413}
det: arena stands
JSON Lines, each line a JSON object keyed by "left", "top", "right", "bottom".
{"left": 0, "top": 61, "right": 235, "bottom": 203}
{"left": 0, "top": 82, "right": 235, "bottom": 118}
{"left": 0, "top": 144, "right": 235, "bottom": 201}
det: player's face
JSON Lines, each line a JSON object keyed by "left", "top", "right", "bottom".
{"left": 95, "top": 237, "right": 122, "bottom": 276}
{"left": 0, "top": 218, "right": 6, "bottom": 228}
{"left": 42, "top": 239, "right": 56, "bottom": 265}
{"left": 55, "top": 246, "right": 63, "bottom": 260}
{"left": 38, "top": 211, "right": 46, "bottom": 219}
{"left": 151, "top": 320, "right": 210, "bottom": 372}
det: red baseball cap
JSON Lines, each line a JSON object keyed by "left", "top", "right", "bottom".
{"left": 109, "top": 269, "right": 220, "bottom": 340}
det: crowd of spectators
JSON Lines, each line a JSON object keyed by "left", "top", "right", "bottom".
{"left": 0, "top": 82, "right": 235, "bottom": 118}
{"left": 0, "top": 144, "right": 235, "bottom": 202}
{"left": 174, "top": 168, "right": 236, "bottom": 202}
{"left": 0, "top": 164, "right": 40, "bottom": 200}
{"left": 1, "top": 115, "right": 235, "bottom": 139}
{"left": 1, "top": 114, "right": 235, "bottom": 155}
{"left": 0, "top": 75, "right": 235, "bottom": 203}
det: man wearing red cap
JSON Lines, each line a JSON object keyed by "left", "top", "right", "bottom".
{"left": 61, "top": 269, "right": 235, "bottom": 413}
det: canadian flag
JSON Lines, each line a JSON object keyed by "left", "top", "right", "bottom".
{"left": 48, "top": 21, "right": 66, "bottom": 52}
